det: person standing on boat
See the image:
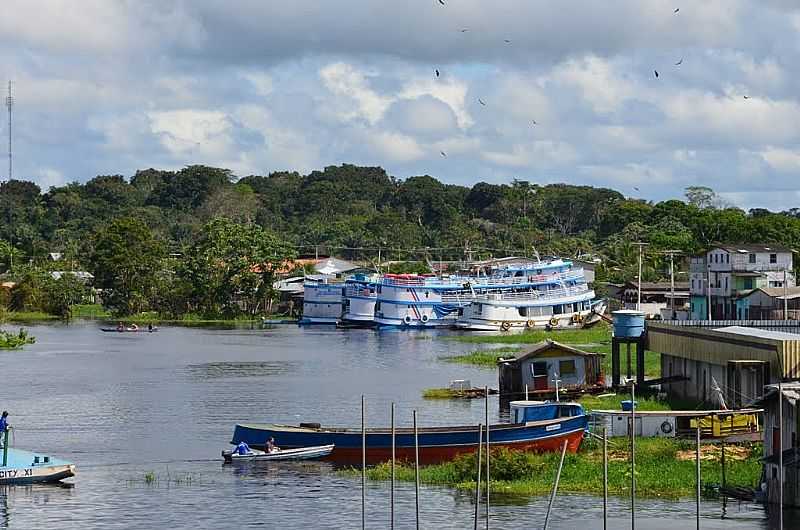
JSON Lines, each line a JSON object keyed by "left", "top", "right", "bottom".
{"left": 0, "top": 411, "right": 9, "bottom": 447}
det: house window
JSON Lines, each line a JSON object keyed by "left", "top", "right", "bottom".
{"left": 744, "top": 278, "right": 753, "bottom": 289}
{"left": 749, "top": 253, "right": 756, "bottom": 264}
{"left": 559, "top": 360, "right": 576, "bottom": 376}
{"left": 726, "top": 254, "right": 729, "bottom": 263}
{"left": 770, "top": 254, "right": 777, "bottom": 264}
{"left": 724, "top": 277, "right": 728, "bottom": 290}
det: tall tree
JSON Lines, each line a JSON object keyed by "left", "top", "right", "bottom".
{"left": 90, "top": 218, "right": 166, "bottom": 315}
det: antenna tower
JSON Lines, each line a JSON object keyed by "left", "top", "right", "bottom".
{"left": 5, "top": 80, "right": 12, "bottom": 181}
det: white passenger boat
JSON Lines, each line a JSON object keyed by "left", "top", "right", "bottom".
{"left": 342, "top": 273, "right": 380, "bottom": 326}
{"left": 455, "top": 260, "right": 606, "bottom": 331}
{"left": 0, "top": 448, "right": 75, "bottom": 485}
{"left": 222, "top": 444, "right": 334, "bottom": 463}
{"left": 299, "top": 275, "right": 345, "bottom": 324}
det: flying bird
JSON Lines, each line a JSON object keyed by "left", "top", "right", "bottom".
{"left": 438, "top": 0, "right": 445, "bottom": 5}
{"left": 654, "top": 70, "right": 659, "bottom": 78}
{"left": 460, "top": 28, "right": 469, "bottom": 32}
{"left": 634, "top": 187, "right": 640, "bottom": 192}
{"left": 435, "top": 69, "right": 440, "bottom": 78}
{"left": 674, "top": 7, "right": 680, "bottom": 13}
{"left": 440, "top": 151, "right": 447, "bottom": 157}
{"left": 504, "top": 39, "right": 512, "bottom": 43}
{"left": 675, "top": 58, "right": 683, "bottom": 66}
{"left": 478, "top": 98, "right": 486, "bottom": 106}
{"left": 532, "top": 120, "right": 537, "bottom": 125}
{"left": 743, "top": 95, "right": 750, "bottom": 99}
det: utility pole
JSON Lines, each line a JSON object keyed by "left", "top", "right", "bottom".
{"left": 784, "top": 269, "right": 788, "bottom": 320}
{"left": 633, "top": 243, "right": 649, "bottom": 310}
{"left": 5, "top": 80, "right": 12, "bottom": 181}
{"left": 662, "top": 251, "right": 682, "bottom": 319}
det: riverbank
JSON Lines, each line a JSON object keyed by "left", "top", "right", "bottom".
{"left": 443, "top": 325, "right": 661, "bottom": 378}
{"left": 350, "top": 438, "right": 762, "bottom": 499}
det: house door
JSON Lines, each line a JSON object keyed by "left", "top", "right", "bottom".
{"left": 532, "top": 362, "right": 549, "bottom": 390}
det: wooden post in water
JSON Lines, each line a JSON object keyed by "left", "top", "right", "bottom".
{"left": 696, "top": 424, "right": 701, "bottom": 530}
{"left": 603, "top": 427, "right": 608, "bottom": 530}
{"left": 391, "top": 402, "right": 395, "bottom": 530}
{"left": 543, "top": 440, "right": 568, "bottom": 530}
{"left": 473, "top": 423, "right": 483, "bottom": 530}
{"left": 630, "top": 381, "right": 636, "bottom": 530}
{"left": 362, "top": 395, "right": 366, "bottom": 530}
{"left": 413, "top": 409, "right": 420, "bottom": 530}
{"left": 485, "top": 385, "right": 490, "bottom": 530}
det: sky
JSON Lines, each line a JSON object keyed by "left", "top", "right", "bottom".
{"left": 2, "top": 0, "right": 800, "bottom": 210}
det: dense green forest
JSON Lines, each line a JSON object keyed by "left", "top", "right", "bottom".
{"left": 1, "top": 163, "right": 799, "bottom": 317}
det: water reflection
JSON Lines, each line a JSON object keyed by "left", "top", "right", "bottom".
{"left": 185, "top": 361, "right": 300, "bottom": 379}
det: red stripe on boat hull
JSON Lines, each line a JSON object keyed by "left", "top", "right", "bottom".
{"left": 324, "top": 428, "right": 584, "bottom": 465}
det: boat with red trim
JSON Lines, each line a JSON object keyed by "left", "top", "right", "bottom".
{"left": 230, "top": 400, "right": 586, "bottom": 465}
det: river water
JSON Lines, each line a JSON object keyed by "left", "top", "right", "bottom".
{"left": 0, "top": 322, "right": 783, "bottom": 528}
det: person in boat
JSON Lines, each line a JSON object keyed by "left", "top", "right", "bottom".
{"left": 265, "top": 437, "right": 280, "bottom": 453}
{"left": 147, "top": 323, "right": 154, "bottom": 333}
{"left": 0, "top": 411, "right": 9, "bottom": 447}
{"left": 234, "top": 441, "right": 251, "bottom": 455}
{"left": 130, "top": 323, "right": 139, "bottom": 331}
{"left": 116, "top": 322, "right": 124, "bottom": 331}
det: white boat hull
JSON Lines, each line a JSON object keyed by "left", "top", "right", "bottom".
{"left": 456, "top": 304, "right": 606, "bottom": 332}
{"left": 222, "top": 444, "right": 334, "bottom": 463}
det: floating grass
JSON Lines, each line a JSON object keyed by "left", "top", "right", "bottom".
{"left": 343, "top": 438, "right": 762, "bottom": 499}
{"left": 0, "top": 328, "right": 35, "bottom": 349}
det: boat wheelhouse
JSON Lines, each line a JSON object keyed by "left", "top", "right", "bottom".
{"left": 299, "top": 275, "right": 345, "bottom": 324}
{"left": 342, "top": 273, "right": 381, "bottom": 325}
{"left": 230, "top": 400, "right": 586, "bottom": 465}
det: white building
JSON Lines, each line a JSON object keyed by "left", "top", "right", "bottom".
{"left": 689, "top": 244, "right": 795, "bottom": 320}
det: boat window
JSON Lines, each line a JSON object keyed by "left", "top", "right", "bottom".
{"left": 377, "top": 286, "right": 382, "bottom": 294}
{"left": 425, "top": 291, "right": 429, "bottom": 298}
{"left": 559, "top": 360, "right": 576, "bottom": 376}
{"left": 517, "top": 307, "right": 527, "bottom": 317}
{"left": 375, "top": 302, "right": 381, "bottom": 310}
{"left": 515, "top": 271, "right": 523, "bottom": 277}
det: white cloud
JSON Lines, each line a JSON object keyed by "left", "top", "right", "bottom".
{"left": 551, "top": 55, "right": 636, "bottom": 114}
{"left": 365, "top": 131, "right": 424, "bottom": 162}
{"left": 147, "top": 109, "right": 233, "bottom": 158}
{"left": 320, "top": 63, "right": 393, "bottom": 125}
{"left": 761, "top": 147, "right": 800, "bottom": 172}
{"left": 398, "top": 77, "right": 474, "bottom": 129}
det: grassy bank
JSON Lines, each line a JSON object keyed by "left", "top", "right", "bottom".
{"left": 349, "top": 438, "right": 762, "bottom": 499}
{"left": 443, "top": 325, "right": 661, "bottom": 378}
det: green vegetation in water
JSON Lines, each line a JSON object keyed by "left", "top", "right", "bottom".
{"left": 444, "top": 326, "right": 661, "bottom": 378}
{"left": 3, "top": 311, "right": 58, "bottom": 322}
{"left": 439, "top": 346, "right": 521, "bottom": 367}
{"left": 0, "top": 328, "right": 35, "bottom": 349}
{"left": 422, "top": 388, "right": 462, "bottom": 399}
{"left": 130, "top": 469, "right": 198, "bottom": 486}
{"left": 346, "top": 439, "right": 762, "bottom": 499}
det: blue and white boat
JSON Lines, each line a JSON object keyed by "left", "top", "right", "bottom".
{"left": 375, "top": 259, "right": 602, "bottom": 328}
{"left": 230, "top": 400, "right": 587, "bottom": 465}
{"left": 0, "top": 448, "right": 75, "bottom": 485}
{"left": 299, "top": 275, "right": 345, "bottom": 324}
{"left": 341, "top": 273, "right": 381, "bottom": 326}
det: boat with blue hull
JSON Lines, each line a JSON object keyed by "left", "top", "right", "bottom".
{"left": 299, "top": 275, "right": 345, "bottom": 324}
{"left": 0, "top": 448, "right": 75, "bottom": 485}
{"left": 231, "top": 401, "right": 587, "bottom": 465}
{"left": 342, "top": 273, "right": 380, "bottom": 326}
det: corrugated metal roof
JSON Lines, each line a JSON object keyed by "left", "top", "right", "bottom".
{"left": 713, "top": 326, "right": 800, "bottom": 341}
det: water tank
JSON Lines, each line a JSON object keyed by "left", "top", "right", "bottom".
{"left": 612, "top": 310, "right": 645, "bottom": 338}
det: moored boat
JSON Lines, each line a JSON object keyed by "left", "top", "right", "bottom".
{"left": 100, "top": 327, "right": 158, "bottom": 333}
{"left": 299, "top": 275, "right": 345, "bottom": 324}
{"left": 230, "top": 401, "right": 587, "bottom": 465}
{"left": 342, "top": 273, "right": 380, "bottom": 326}
{"left": 222, "top": 444, "right": 334, "bottom": 463}
{"left": 0, "top": 448, "right": 75, "bottom": 485}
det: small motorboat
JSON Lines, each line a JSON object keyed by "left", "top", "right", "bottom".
{"left": 100, "top": 327, "right": 158, "bottom": 333}
{"left": 222, "top": 444, "right": 334, "bottom": 464}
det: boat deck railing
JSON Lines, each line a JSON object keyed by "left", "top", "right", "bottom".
{"left": 474, "top": 286, "right": 593, "bottom": 303}
{"left": 381, "top": 269, "right": 585, "bottom": 288}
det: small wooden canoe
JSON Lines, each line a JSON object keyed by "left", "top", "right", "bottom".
{"left": 222, "top": 444, "right": 334, "bottom": 463}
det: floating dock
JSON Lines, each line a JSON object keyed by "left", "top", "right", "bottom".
{"left": 0, "top": 448, "right": 75, "bottom": 485}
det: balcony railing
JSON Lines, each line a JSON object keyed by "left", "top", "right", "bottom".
{"left": 473, "top": 286, "right": 593, "bottom": 303}
{"left": 381, "top": 269, "right": 586, "bottom": 288}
